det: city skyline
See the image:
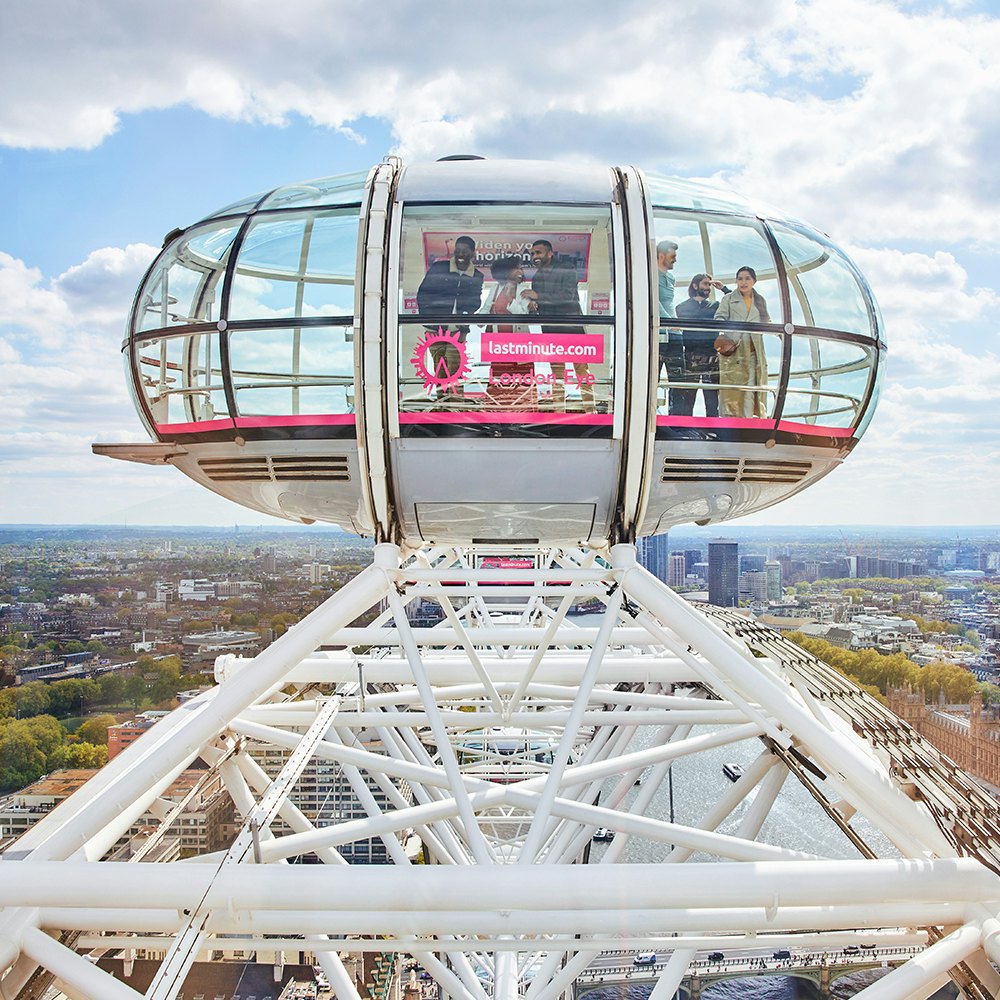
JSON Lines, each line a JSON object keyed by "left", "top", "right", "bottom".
{"left": 3, "top": 1, "right": 999, "bottom": 526}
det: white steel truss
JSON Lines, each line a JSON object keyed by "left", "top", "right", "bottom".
{"left": 2, "top": 542, "right": 1000, "bottom": 1000}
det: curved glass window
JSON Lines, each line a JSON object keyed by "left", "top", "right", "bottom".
{"left": 784, "top": 335, "right": 874, "bottom": 429}
{"left": 657, "top": 325, "right": 782, "bottom": 421}
{"left": 135, "top": 331, "right": 229, "bottom": 426}
{"left": 652, "top": 213, "right": 780, "bottom": 319}
{"left": 256, "top": 171, "right": 368, "bottom": 211}
{"left": 653, "top": 211, "right": 780, "bottom": 424}
{"left": 135, "top": 223, "right": 238, "bottom": 333}
{"left": 198, "top": 171, "right": 368, "bottom": 221}
{"left": 770, "top": 223, "right": 872, "bottom": 336}
{"left": 133, "top": 193, "right": 363, "bottom": 431}
{"left": 229, "top": 209, "right": 358, "bottom": 320}
{"left": 645, "top": 173, "right": 758, "bottom": 215}
{"left": 229, "top": 326, "right": 355, "bottom": 417}
{"left": 396, "top": 203, "right": 615, "bottom": 418}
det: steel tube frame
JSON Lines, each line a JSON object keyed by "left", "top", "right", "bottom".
{"left": 4, "top": 542, "right": 1000, "bottom": 1000}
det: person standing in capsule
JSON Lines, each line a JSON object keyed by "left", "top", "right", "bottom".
{"left": 714, "top": 265, "right": 770, "bottom": 418}
{"left": 674, "top": 272, "right": 729, "bottom": 417}
{"left": 521, "top": 239, "right": 593, "bottom": 410}
{"left": 416, "top": 236, "right": 485, "bottom": 400}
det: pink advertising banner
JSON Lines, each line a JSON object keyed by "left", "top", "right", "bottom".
{"left": 480, "top": 331, "right": 605, "bottom": 365}
{"left": 421, "top": 232, "right": 592, "bottom": 281}
{"left": 479, "top": 556, "right": 536, "bottom": 570}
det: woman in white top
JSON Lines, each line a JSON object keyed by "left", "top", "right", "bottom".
{"left": 714, "top": 265, "right": 770, "bottom": 418}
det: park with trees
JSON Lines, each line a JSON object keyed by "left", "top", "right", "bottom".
{"left": 0, "top": 655, "right": 199, "bottom": 793}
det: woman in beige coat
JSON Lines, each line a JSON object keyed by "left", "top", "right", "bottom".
{"left": 714, "top": 266, "right": 770, "bottom": 418}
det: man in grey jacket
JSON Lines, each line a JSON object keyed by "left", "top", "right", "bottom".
{"left": 522, "top": 239, "right": 592, "bottom": 409}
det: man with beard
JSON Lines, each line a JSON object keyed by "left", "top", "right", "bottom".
{"left": 674, "top": 272, "right": 731, "bottom": 417}
{"left": 522, "top": 239, "right": 592, "bottom": 410}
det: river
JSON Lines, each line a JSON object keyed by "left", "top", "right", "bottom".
{"left": 581, "top": 971, "right": 956, "bottom": 998}
{"left": 589, "top": 726, "right": 959, "bottom": 999}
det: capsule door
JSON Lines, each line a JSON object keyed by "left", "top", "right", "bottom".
{"left": 382, "top": 176, "right": 627, "bottom": 547}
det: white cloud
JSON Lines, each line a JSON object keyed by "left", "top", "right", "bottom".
{"left": 53, "top": 244, "right": 159, "bottom": 325}
{"left": 4, "top": 1, "right": 1000, "bottom": 249}
{"left": 3, "top": 0, "right": 1000, "bottom": 525}
{"left": 0, "top": 246, "right": 156, "bottom": 453}
{"left": 0, "top": 253, "right": 73, "bottom": 337}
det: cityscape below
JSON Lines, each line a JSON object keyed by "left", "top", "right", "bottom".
{"left": 1, "top": 522, "right": 997, "bottom": 1000}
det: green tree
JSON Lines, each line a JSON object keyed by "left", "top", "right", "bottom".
{"left": 786, "top": 633, "right": 980, "bottom": 706}
{"left": 14, "top": 682, "right": 51, "bottom": 718}
{"left": 0, "top": 726, "right": 47, "bottom": 792}
{"left": 0, "top": 715, "right": 67, "bottom": 792}
{"left": 76, "top": 713, "right": 119, "bottom": 745}
{"left": 149, "top": 673, "right": 180, "bottom": 704}
{"left": 977, "top": 682, "right": 1000, "bottom": 705}
{"left": 125, "top": 673, "right": 148, "bottom": 709}
{"left": 98, "top": 672, "right": 126, "bottom": 706}
{"left": 944, "top": 667, "right": 978, "bottom": 704}
{"left": 48, "top": 742, "right": 108, "bottom": 770}
{"left": 47, "top": 678, "right": 98, "bottom": 718}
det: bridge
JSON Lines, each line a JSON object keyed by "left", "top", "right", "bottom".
{"left": 574, "top": 946, "right": 923, "bottom": 999}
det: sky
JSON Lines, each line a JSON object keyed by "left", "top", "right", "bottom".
{"left": 1, "top": 0, "right": 999, "bottom": 528}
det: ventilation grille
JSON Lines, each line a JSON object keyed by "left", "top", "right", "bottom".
{"left": 199, "top": 455, "right": 350, "bottom": 483}
{"left": 661, "top": 458, "right": 811, "bottom": 485}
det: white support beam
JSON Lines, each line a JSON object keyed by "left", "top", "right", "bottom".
{"left": 649, "top": 948, "right": 697, "bottom": 1000}
{"left": 4, "top": 859, "right": 996, "bottom": 911}
{"left": 850, "top": 923, "right": 982, "bottom": 999}
{"left": 20, "top": 926, "right": 144, "bottom": 1000}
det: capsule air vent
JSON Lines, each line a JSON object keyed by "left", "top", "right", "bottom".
{"left": 198, "top": 456, "right": 350, "bottom": 483}
{"left": 661, "top": 458, "right": 811, "bottom": 484}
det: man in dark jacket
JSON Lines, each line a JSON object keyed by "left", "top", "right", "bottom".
{"left": 416, "top": 236, "right": 484, "bottom": 321}
{"left": 674, "top": 272, "right": 730, "bottom": 417}
{"left": 522, "top": 239, "right": 591, "bottom": 409}
{"left": 416, "top": 236, "right": 484, "bottom": 399}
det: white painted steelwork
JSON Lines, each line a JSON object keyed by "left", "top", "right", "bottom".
{"left": 32, "top": 155, "right": 988, "bottom": 995}
{"left": 3, "top": 544, "right": 1000, "bottom": 1000}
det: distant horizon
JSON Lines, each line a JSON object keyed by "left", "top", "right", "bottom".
{"left": 2, "top": 523, "right": 999, "bottom": 535}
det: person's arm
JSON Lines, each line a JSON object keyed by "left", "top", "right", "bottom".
{"left": 476, "top": 285, "right": 498, "bottom": 315}
{"left": 507, "top": 289, "right": 530, "bottom": 315}
{"left": 556, "top": 265, "right": 582, "bottom": 314}
{"left": 457, "top": 272, "right": 484, "bottom": 314}
{"left": 416, "top": 262, "right": 443, "bottom": 315}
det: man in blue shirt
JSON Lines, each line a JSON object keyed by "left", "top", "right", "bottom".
{"left": 656, "top": 239, "right": 681, "bottom": 412}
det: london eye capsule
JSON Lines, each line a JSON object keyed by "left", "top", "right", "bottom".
{"left": 97, "top": 158, "right": 884, "bottom": 545}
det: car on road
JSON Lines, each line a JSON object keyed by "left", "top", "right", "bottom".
{"left": 708, "top": 951, "right": 725, "bottom": 962}
{"left": 633, "top": 953, "right": 657, "bottom": 966}
{"left": 772, "top": 949, "right": 791, "bottom": 959}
